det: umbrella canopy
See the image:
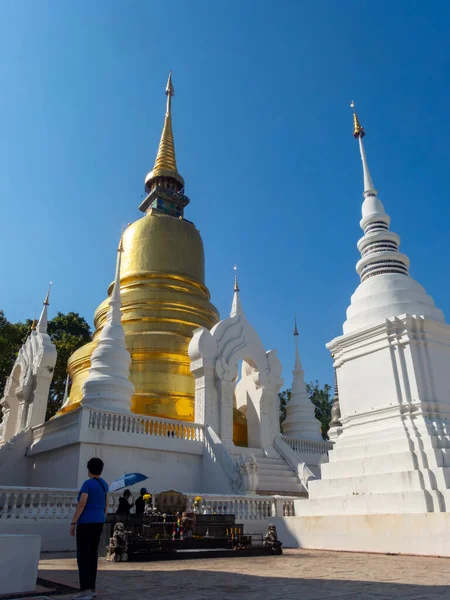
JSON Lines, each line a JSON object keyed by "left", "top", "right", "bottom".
{"left": 109, "top": 472, "right": 148, "bottom": 492}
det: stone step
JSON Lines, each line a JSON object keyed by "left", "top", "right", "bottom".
{"left": 310, "top": 466, "right": 450, "bottom": 499}
{"left": 256, "top": 475, "right": 304, "bottom": 492}
{"left": 256, "top": 458, "right": 287, "bottom": 466}
{"left": 295, "top": 489, "right": 448, "bottom": 516}
{"left": 255, "top": 490, "right": 306, "bottom": 497}
{"left": 257, "top": 481, "right": 304, "bottom": 492}
{"left": 257, "top": 462, "right": 293, "bottom": 473}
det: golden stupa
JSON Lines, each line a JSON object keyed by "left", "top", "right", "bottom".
{"left": 62, "top": 73, "right": 220, "bottom": 421}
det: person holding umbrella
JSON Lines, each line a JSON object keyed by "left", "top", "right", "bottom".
{"left": 116, "top": 489, "right": 134, "bottom": 515}
{"left": 70, "top": 457, "right": 108, "bottom": 600}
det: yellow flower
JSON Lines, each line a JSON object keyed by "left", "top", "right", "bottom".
{"left": 194, "top": 496, "right": 202, "bottom": 503}
{"left": 143, "top": 494, "right": 152, "bottom": 501}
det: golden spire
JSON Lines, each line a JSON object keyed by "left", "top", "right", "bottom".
{"left": 351, "top": 101, "right": 366, "bottom": 138}
{"left": 145, "top": 72, "right": 184, "bottom": 189}
{"left": 44, "top": 281, "right": 52, "bottom": 306}
{"left": 30, "top": 319, "right": 37, "bottom": 331}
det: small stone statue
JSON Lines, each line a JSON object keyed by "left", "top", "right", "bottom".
{"left": 263, "top": 523, "right": 283, "bottom": 555}
{"left": 106, "top": 522, "right": 128, "bottom": 562}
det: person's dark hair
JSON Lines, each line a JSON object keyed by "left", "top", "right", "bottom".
{"left": 87, "top": 457, "right": 104, "bottom": 476}
{"left": 140, "top": 488, "right": 147, "bottom": 496}
{"left": 123, "top": 489, "right": 131, "bottom": 498}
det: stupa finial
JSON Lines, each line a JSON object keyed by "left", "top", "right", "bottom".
{"left": 351, "top": 101, "right": 365, "bottom": 139}
{"left": 233, "top": 264, "right": 240, "bottom": 292}
{"left": 294, "top": 316, "right": 299, "bottom": 337}
{"left": 44, "top": 282, "right": 52, "bottom": 306}
{"left": 145, "top": 72, "right": 184, "bottom": 190}
{"left": 351, "top": 102, "right": 377, "bottom": 197}
{"left": 37, "top": 283, "right": 52, "bottom": 334}
{"left": 230, "top": 265, "right": 243, "bottom": 317}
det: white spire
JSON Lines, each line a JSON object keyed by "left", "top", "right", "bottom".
{"left": 230, "top": 265, "right": 243, "bottom": 317}
{"left": 282, "top": 319, "right": 322, "bottom": 441}
{"left": 60, "top": 374, "right": 71, "bottom": 410}
{"left": 350, "top": 104, "right": 408, "bottom": 282}
{"left": 82, "top": 236, "right": 134, "bottom": 413}
{"left": 344, "top": 104, "right": 444, "bottom": 333}
{"left": 109, "top": 236, "right": 123, "bottom": 325}
{"left": 358, "top": 136, "right": 377, "bottom": 198}
{"left": 37, "top": 282, "right": 52, "bottom": 334}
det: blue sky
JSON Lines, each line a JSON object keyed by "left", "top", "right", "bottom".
{"left": 1, "top": 1, "right": 450, "bottom": 389}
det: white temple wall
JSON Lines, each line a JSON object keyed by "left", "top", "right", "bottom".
{"left": 77, "top": 443, "right": 203, "bottom": 492}
{"left": 29, "top": 445, "right": 80, "bottom": 488}
{"left": 30, "top": 442, "right": 204, "bottom": 491}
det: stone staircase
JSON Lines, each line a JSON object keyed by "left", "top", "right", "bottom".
{"left": 230, "top": 447, "right": 307, "bottom": 496}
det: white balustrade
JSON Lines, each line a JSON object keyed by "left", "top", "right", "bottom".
{"left": 281, "top": 435, "right": 333, "bottom": 455}
{"left": 0, "top": 487, "right": 79, "bottom": 520}
{"left": 184, "top": 493, "right": 295, "bottom": 519}
{"left": 87, "top": 410, "right": 204, "bottom": 442}
{"left": 0, "top": 487, "right": 295, "bottom": 520}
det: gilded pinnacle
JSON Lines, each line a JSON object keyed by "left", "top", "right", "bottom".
{"left": 166, "top": 71, "right": 174, "bottom": 99}
{"left": 145, "top": 72, "right": 184, "bottom": 189}
{"left": 31, "top": 319, "right": 37, "bottom": 331}
{"left": 351, "top": 101, "right": 366, "bottom": 139}
{"left": 44, "top": 282, "right": 53, "bottom": 306}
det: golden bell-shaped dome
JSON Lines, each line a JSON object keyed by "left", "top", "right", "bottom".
{"left": 61, "top": 75, "right": 219, "bottom": 421}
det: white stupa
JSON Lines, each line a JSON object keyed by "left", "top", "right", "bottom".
{"left": 282, "top": 320, "right": 322, "bottom": 441}
{"left": 292, "top": 106, "right": 450, "bottom": 556}
{"left": 82, "top": 237, "right": 134, "bottom": 413}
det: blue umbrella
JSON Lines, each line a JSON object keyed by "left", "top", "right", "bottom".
{"left": 109, "top": 472, "right": 148, "bottom": 492}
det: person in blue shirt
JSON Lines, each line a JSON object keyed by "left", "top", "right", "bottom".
{"left": 70, "top": 457, "right": 109, "bottom": 600}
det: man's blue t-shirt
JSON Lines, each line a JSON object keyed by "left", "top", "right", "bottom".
{"left": 77, "top": 477, "right": 109, "bottom": 524}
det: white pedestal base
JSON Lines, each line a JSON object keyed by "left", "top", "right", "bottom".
{"left": 276, "top": 512, "right": 450, "bottom": 556}
{"left": 0, "top": 534, "right": 41, "bottom": 594}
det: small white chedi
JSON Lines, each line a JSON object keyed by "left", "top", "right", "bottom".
{"left": 81, "top": 237, "right": 134, "bottom": 413}
{"left": 282, "top": 319, "right": 322, "bottom": 442}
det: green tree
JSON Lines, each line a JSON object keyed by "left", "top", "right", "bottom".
{"left": 0, "top": 310, "right": 92, "bottom": 421}
{"left": 279, "top": 380, "right": 332, "bottom": 440}
{"left": 278, "top": 388, "right": 291, "bottom": 432}
{"left": 307, "top": 380, "right": 333, "bottom": 440}
{"left": 47, "top": 312, "right": 92, "bottom": 419}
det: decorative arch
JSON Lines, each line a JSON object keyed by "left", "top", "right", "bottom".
{"left": 189, "top": 310, "right": 283, "bottom": 450}
{"left": 0, "top": 326, "right": 56, "bottom": 444}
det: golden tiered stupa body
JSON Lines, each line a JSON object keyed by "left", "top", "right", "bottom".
{"left": 63, "top": 74, "right": 219, "bottom": 421}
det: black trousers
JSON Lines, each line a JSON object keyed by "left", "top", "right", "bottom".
{"left": 76, "top": 523, "right": 104, "bottom": 591}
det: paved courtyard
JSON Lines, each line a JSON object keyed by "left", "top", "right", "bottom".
{"left": 33, "top": 549, "right": 450, "bottom": 600}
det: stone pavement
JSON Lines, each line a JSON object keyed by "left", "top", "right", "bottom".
{"left": 36, "top": 549, "right": 450, "bottom": 600}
